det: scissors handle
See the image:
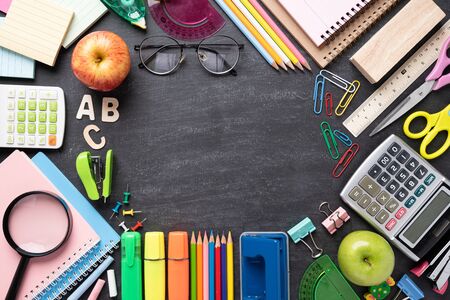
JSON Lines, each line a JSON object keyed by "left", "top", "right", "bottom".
{"left": 426, "top": 36, "right": 450, "bottom": 91}
{"left": 403, "top": 111, "right": 437, "bottom": 139}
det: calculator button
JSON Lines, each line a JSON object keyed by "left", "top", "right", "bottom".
{"left": 28, "top": 112, "right": 36, "bottom": 122}
{"left": 17, "top": 100, "right": 26, "bottom": 110}
{"left": 49, "top": 124, "right": 57, "bottom": 134}
{"left": 387, "top": 161, "right": 400, "bottom": 175}
{"left": 386, "top": 199, "right": 399, "bottom": 213}
{"left": 28, "top": 136, "right": 35, "bottom": 145}
{"left": 359, "top": 176, "right": 381, "bottom": 197}
{"left": 395, "top": 188, "right": 408, "bottom": 202}
{"left": 358, "top": 195, "right": 372, "bottom": 209}
{"left": 386, "top": 180, "right": 400, "bottom": 194}
{"left": 349, "top": 187, "right": 363, "bottom": 201}
{"left": 7, "top": 89, "right": 15, "bottom": 98}
{"left": 376, "top": 210, "right": 389, "bottom": 224}
{"left": 17, "top": 89, "right": 26, "bottom": 98}
{"left": 406, "top": 158, "right": 419, "bottom": 171}
{"left": 405, "top": 197, "right": 416, "bottom": 208}
{"left": 40, "top": 90, "right": 58, "bottom": 100}
{"left": 395, "top": 169, "right": 409, "bottom": 183}
{"left": 7, "top": 100, "right": 15, "bottom": 110}
{"left": 38, "top": 136, "right": 46, "bottom": 145}
{"left": 395, "top": 207, "right": 407, "bottom": 220}
{"left": 28, "top": 100, "right": 37, "bottom": 111}
{"left": 49, "top": 101, "right": 58, "bottom": 112}
{"left": 385, "top": 219, "right": 397, "bottom": 231}
{"left": 414, "top": 165, "right": 428, "bottom": 179}
{"left": 17, "top": 111, "right": 25, "bottom": 122}
{"left": 17, "top": 135, "right": 25, "bottom": 145}
{"left": 387, "top": 142, "right": 401, "bottom": 156}
{"left": 424, "top": 174, "right": 436, "bottom": 186}
{"left": 6, "top": 135, "right": 14, "bottom": 144}
{"left": 39, "top": 112, "right": 47, "bottom": 123}
{"left": 6, "top": 123, "right": 14, "bottom": 133}
{"left": 397, "top": 150, "right": 410, "bottom": 164}
{"left": 29, "top": 90, "right": 36, "bottom": 99}
{"left": 414, "top": 185, "right": 426, "bottom": 197}
{"left": 369, "top": 165, "right": 382, "bottom": 179}
{"left": 17, "top": 123, "right": 25, "bottom": 134}
{"left": 39, "top": 101, "right": 47, "bottom": 111}
{"left": 38, "top": 124, "right": 46, "bottom": 134}
{"left": 7, "top": 111, "right": 15, "bottom": 121}
{"left": 377, "top": 172, "right": 391, "bottom": 186}
{"left": 405, "top": 176, "right": 418, "bottom": 190}
{"left": 376, "top": 191, "right": 390, "bottom": 205}
{"left": 378, "top": 154, "right": 391, "bottom": 167}
{"left": 49, "top": 112, "right": 57, "bottom": 123}
{"left": 366, "top": 202, "right": 381, "bottom": 216}
{"left": 48, "top": 135, "right": 57, "bottom": 146}
{"left": 28, "top": 123, "right": 36, "bottom": 134}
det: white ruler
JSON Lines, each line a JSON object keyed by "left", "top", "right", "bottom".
{"left": 343, "top": 20, "right": 450, "bottom": 137}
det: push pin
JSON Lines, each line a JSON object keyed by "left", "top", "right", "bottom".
{"left": 131, "top": 218, "right": 147, "bottom": 231}
{"left": 123, "top": 184, "right": 131, "bottom": 205}
{"left": 392, "top": 275, "right": 424, "bottom": 300}
{"left": 122, "top": 209, "right": 142, "bottom": 217}
{"left": 319, "top": 202, "right": 350, "bottom": 234}
{"left": 118, "top": 221, "right": 129, "bottom": 232}
{"left": 110, "top": 201, "right": 122, "bottom": 219}
{"left": 288, "top": 217, "right": 323, "bottom": 258}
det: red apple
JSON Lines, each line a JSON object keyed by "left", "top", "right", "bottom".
{"left": 72, "top": 31, "right": 130, "bottom": 92}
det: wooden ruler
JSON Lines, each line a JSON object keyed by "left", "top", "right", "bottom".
{"left": 343, "top": 20, "right": 450, "bottom": 137}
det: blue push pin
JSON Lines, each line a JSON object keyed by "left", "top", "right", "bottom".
{"left": 109, "top": 201, "right": 122, "bottom": 220}
{"left": 393, "top": 274, "right": 424, "bottom": 300}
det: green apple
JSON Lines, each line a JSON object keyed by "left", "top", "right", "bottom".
{"left": 338, "top": 230, "right": 395, "bottom": 286}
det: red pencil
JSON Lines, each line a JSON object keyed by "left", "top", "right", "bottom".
{"left": 215, "top": 235, "right": 222, "bottom": 300}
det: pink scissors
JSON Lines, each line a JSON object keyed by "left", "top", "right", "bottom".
{"left": 370, "top": 35, "right": 450, "bottom": 136}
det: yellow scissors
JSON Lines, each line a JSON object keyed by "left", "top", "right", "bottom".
{"left": 403, "top": 104, "right": 450, "bottom": 160}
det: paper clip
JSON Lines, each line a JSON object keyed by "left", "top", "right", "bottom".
{"left": 320, "top": 69, "right": 356, "bottom": 93}
{"left": 325, "top": 92, "right": 333, "bottom": 116}
{"left": 319, "top": 202, "right": 350, "bottom": 234}
{"left": 392, "top": 275, "right": 424, "bottom": 300}
{"left": 288, "top": 217, "right": 323, "bottom": 258}
{"left": 320, "top": 121, "right": 339, "bottom": 160}
{"left": 313, "top": 74, "right": 325, "bottom": 115}
{"left": 333, "top": 129, "right": 352, "bottom": 147}
{"left": 332, "top": 143, "right": 359, "bottom": 178}
{"left": 335, "top": 80, "right": 360, "bottom": 116}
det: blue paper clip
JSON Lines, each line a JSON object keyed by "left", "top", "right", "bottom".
{"left": 333, "top": 130, "right": 352, "bottom": 147}
{"left": 321, "top": 121, "right": 339, "bottom": 160}
{"left": 313, "top": 74, "right": 325, "bottom": 115}
{"left": 288, "top": 217, "right": 323, "bottom": 258}
{"left": 393, "top": 275, "right": 424, "bottom": 300}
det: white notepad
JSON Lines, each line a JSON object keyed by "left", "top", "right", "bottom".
{"left": 51, "top": 0, "right": 108, "bottom": 48}
{"left": 0, "top": 0, "right": 74, "bottom": 66}
{"left": 279, "top": 0, "right": 372, "bottom": 47}
{"left": 0, "top": 18, "right": 35, "bottom": 79}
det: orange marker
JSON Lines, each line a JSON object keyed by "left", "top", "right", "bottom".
{"left": 197, "top": 232, "right": 203, "bottom": 300}
{"left": 168, "top": 231, "right": 189, "bottom": 300}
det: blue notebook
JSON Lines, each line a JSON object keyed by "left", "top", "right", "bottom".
{"left": 32, "top": 152, "right": 120, "bottom": 299}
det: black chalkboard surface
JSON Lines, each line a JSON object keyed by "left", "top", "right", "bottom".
{"left": 1, "top": 0, "right": 449, "bottom": 299}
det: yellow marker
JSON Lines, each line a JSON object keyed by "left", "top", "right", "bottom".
{"left": 227, "top": 231, "right": 234, "bottom": 300}
{"left": 240, "top": 0, "right": 301, "bottom": 70}
{"left": 144, "top": 232, "right": 165, "bottom": 300}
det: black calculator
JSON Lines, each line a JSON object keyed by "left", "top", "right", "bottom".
{"left": 340, "top": 135, "right": 450, "bottom": 261}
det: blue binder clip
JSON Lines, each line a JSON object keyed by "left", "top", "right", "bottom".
{"left": 393, "top": 274, "right": 424, "bottom": 300}
{"left": 313, "top": 74, "right": 325, "bottom": 115}
{"left": 288, "top": 217, "right": 323, "bottom": 258}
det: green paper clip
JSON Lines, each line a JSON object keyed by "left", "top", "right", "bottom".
{"left": 101, "top": 0, "right": 147, "bottom": 30}
{"left": 320, "top": 121, "right": 339, "bottom": 160}
{"left": 76, "top": 149, "right": 113, "bottom": 202}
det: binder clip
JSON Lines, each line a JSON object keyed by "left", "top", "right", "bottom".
{"left": 319, "top": 202, "right": 350, "bottom": 234}
{"left": 392, "top": 275, "right": 424, "bottom": 300}
{"left": 76, "top": 149, "right": 113, "bottom": 202}
{"left": 288, "top": 217, "right": 323, "bottom": 258}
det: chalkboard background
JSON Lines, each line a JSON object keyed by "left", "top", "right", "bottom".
{"left": 1, "top": 0, "right": 449, "bottom": 299}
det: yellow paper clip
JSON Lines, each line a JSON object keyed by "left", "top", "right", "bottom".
{"left": 335, "top": 80, "right": 360, "bottom": 117}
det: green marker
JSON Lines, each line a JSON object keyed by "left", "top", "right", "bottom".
{"left": 121, "top": 231, "right": 143, "bottom": 300}
{"left": 101, "top": 0, "right": 147, "bottom": 30}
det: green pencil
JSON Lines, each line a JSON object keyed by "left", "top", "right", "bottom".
{"left": 190, "top": 232, "right": 197, "bottom": 300}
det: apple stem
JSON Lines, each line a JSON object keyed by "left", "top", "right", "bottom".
{"left": 364, "top": 258, "right": 372, "bottom": 267}
{"left": 95, "top": 58, "right": 102, "bottom": 63}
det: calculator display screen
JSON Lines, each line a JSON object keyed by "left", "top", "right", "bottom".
{"left": 402, "top": 190, "right": 450, "bottom": 245}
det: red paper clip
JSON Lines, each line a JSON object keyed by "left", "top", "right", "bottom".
{"left": 325, "top": 92, "right": 333, "bottom": 116}
{"left": 332, "top": 143, "right": 359, "bottom": 178}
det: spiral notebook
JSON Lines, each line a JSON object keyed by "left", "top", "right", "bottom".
{"left": 279, "top": 0, "right": 373, "bottom": 47}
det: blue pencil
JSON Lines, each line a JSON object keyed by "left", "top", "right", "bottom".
{"left": 214, "top": 0, "right": 279, "bottom": 70}
{"left": 209, "top": 232, "right": 215, "bottom": 300}
{"left": 221, "top": 233, "right": 227, "bottom": 300}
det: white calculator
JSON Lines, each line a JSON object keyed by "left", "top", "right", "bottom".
{"left": 340, "top": 135, "right": 450, "bottom": 261}
{"left": 0, "top": 84, "right": 65, "bottom": 149}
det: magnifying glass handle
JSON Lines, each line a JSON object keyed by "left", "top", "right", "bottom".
{"left": 6, "top": 256, "right": 30, "bottom": 300}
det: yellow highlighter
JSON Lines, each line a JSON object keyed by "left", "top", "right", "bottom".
{"left": 145, "top": 232, "right": 166, "bottom": 300}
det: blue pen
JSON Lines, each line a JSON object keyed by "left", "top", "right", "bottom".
{"left": 214, "top": 0, "right": 278, "bottom": 70}
{"left": 209, "top": 231, "right": 215, "bottom": 300}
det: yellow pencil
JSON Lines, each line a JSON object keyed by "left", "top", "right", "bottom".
{"left": 240, "top": 0, "right": 302, "bottom": 70}
{"left": 227, "top": 231, "right": 234, "bottom": 300}
{"left": 223, "top": 0, "right": 287, "bottom": 70}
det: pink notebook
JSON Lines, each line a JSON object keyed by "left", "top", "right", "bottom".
{"left": 0, "top": 151, "right": 100, "bottom": 299}
{"left": 278, "top": 0, "right": 372, "bottom": 47}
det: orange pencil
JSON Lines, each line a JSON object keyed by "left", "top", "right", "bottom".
{"left": 215, "top": 235, "right": 222, "bottom": 300}
{"left": 197, "top": 232, "right": 203, "bottom": 300}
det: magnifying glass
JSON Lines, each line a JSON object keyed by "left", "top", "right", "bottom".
{"left": 2, "top": 191, "right": 72, "bottom": 300}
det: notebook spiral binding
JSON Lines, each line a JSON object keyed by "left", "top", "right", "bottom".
{"left": 28, "top": 240, "right": 118, "bottom": 300}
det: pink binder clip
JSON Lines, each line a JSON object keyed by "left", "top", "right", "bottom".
{"left": 319, "top": 202, "right": 350, "bottom": 234}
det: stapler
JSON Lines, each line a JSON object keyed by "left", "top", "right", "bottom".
{"left": 76, "top": 149, "right": 113, "bottom": 202}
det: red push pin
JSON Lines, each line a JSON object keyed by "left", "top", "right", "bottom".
{"left": 131, "top": 218, "right": 147, "bottom": 231}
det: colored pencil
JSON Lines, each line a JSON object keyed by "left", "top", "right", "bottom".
{"left": 209, "top": 232, "right": 215, "bottom": 300}
{"left": 197, "top": 232, "right": 203, "bottom": 300}
{"left": 214, "top": 0, "right": 278, "bottom": 70}
{"left": 222, "top": 0, "right": 286, "bottom": 70}
{"left": 248, "top": 0, "right": 311, "bottom": 71}
{"left": 191, "top": 232, "right": 197, "bottom": 300}
{"left": 227, "top": 232, "right": 234, "bottom": 300}
{"left": 215, "top": 236, "right": 222, "bottom": 300}
{"left": 203, "top": 232, "right": 209, "bottom": 300}
{"left": 221, "top": 234, "right": 227, "bottom": 300}
{"left": 231, "top": 0, "right": 295, "bottom": 70}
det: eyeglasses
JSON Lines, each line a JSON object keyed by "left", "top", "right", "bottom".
{"left": 134, "top": 35, "right": 243, "bottom": 76}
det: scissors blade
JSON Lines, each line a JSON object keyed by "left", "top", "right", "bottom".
{"left": 369, "top": 80, "right": 436, "bottom": 137}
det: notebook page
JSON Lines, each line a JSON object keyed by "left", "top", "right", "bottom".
{"left": 0, "top": 0, "right": 74, "bottom": 66}
{"left": 51, "top": 0, "right": 108, "bottom": 48}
